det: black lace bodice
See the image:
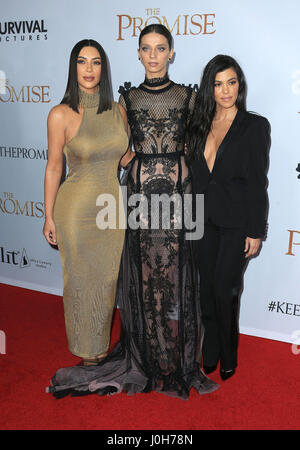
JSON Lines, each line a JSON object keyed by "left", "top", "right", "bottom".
{"left": 119, "top": 82, "right": 195, "bottom": 154}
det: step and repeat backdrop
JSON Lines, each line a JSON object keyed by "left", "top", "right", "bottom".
{"left": 0, "top": 0, "right": 299, "bottom": 345}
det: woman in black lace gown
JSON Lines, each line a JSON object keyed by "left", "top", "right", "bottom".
{"left": 47, "top": 24, "right": 218, "bottom": 400}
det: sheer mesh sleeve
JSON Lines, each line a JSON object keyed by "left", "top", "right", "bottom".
{"left": 118, "top": 93, "right": 127, "bottom": 111}
{"left": 188, "top": 89, "right": 196, "bottom": 122}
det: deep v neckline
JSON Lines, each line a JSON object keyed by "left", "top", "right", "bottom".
{"left": 202, "top": 109, "right": 239, "bottom": 174}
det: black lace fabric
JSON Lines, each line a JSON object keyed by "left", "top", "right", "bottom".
{"left": 47, "top": 82, "right": 219, "bottom": 400}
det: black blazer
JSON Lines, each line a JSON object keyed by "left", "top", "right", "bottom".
{"left": 189, "top": 110, "right": 271, "bottom": 239}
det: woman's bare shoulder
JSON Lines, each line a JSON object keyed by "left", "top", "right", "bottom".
{"left": 48, "top": 104, "right": 75, "bottom": 122}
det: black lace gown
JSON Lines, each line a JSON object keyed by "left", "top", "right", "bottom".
{"left": 47, "top": 81, "right": 219, "bottom": 400}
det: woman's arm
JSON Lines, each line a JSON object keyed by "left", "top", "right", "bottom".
{"left": 245, "top": 116, "right": 271, "bottom": 257}
{"left": 43, "top": 106, "right": 66, "bottom": 245}
{"left": 118, "top": 103, "right": 135, "bottom": 168}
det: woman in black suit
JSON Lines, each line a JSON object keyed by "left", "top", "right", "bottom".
{"left": 186, "top": 55, "right": 270, "bottom": 380}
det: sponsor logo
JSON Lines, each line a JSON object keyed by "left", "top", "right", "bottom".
{"left": 117, "top": 7, "right": 216, "bottom": 41}
{"left": 0, "top": 245, "right": 52, "bottom": 270}
{"left": 0, "top": 146, "right": 48, "bottom": 160}
{"left": 0, "top": 246, "right": 30, "bottom": 268}
{"left": 0, "top": 192, "right": 44, "bottom": 218}
{"left": 0, "top": 19, "right": 48, "bottom": 43}
{"left": 0, "top": 80, "right": 50, "bottom": 103}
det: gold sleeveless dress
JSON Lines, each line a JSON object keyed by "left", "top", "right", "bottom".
{"left": 53, "top": 90, "right": 128, "bottom": 358}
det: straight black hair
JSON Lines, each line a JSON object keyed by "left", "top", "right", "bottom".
{"left": 186, "top": 55, "right": 247, "bottom": 161}
{"left": 61, "top": 39, "right": 112, "bottom": 114}
{"left": 138, "top": 23, "right": 173, "bottom": 49}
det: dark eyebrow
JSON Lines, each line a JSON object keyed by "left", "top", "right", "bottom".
{"left": 215, "top": 77, "right": 238, "bottom": 82}
{"left": 141, "top": 43, "right": 167, "bottom": 47}
{"left": 77, "top": 56, "right": 101, "bottom": 60}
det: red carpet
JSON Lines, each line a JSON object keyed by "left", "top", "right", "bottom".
{"left": 0, "top": 283, "right": 299, "bottom": 430}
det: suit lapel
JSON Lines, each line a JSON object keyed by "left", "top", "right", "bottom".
{"left": 214, "top": 109, "right": 245, "bottom": 166}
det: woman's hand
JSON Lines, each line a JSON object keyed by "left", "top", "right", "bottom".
{"left": 43, "top": 217, "right": 57, "bottom": 245}
{"left": 119, "top": 149, "right": 135, "bottom": 168}
{"left": 244, "top": 237, "right": 261, "bottom": 258}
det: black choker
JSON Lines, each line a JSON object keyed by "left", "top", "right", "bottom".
{"left": 143, "top": 74, "right": 170, "bottom": 87}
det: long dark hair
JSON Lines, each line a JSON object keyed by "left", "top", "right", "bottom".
{"left": 186, "top": 55, "right": 247, "bottom": 161}
{"left": 61, "top": 39, "right": 112, "bottom": 114}
{"left": 138, "top": 24, "right": 173, "bottom": 49}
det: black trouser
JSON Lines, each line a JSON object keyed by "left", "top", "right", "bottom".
{"left": 192, "top": 220, "right": 247, "bottom": 371}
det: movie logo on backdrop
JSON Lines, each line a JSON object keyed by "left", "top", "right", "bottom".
{"left": 117, "top": 7, "right": 216, "bottom": 40}
{"left": 286, "top": 230, "right": 300, "bottom": 256}
{"left": 0, "top": 192, "right": 44, "bottom": 219}
{"left": 0, "top": 19, "right": 47, "bottom": 43}
{"left": 0, "top": 245, "right": 52, "bottom": 271}
{"left": 0, "top": 146, "right": 48, "bottom": 160}
{"left": 0, "top": 80, "right": 50, "bottom": 103}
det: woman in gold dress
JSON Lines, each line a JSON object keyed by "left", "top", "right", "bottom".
{"left": 43, "top": 40, "right": 128, "bottom": 365}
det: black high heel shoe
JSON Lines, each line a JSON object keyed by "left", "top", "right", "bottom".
{"left": 203, "top": 364, "right": 217, "bottom": 375}
{"left": 220, "top": 368, "right": 235, "bottom": 381}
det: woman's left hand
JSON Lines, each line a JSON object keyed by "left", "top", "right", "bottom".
{"left": 119, "top": 149, "right": 135, "bottom": 168}
{"left": 244, "top": 237, "right": 261, "bottom": 258}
